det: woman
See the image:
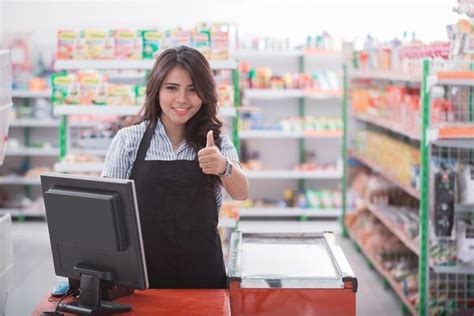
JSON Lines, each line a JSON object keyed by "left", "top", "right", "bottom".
{"left": 102, "top": 46, "right": 249, "bottom": 289}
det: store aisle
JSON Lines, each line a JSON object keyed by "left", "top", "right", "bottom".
{"left": 6, "top": 220, "right": 403, "bottom": 316}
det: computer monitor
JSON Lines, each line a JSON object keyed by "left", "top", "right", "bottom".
{"left": 41, "top": 172, "right": 149, "bottom": 315}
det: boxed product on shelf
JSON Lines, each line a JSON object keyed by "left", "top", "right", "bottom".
{"left": 353, "top": 128, "right": 420, "bottom": 190}
{"left": 192, "top": 28, "right": 211, "bottom": 59}
{"left": 57, "top": 30, "right": 78, "bottom": 60}
{"left": 135, "top": 85, "right": 146, "bottom": 106}
{"left": 114, "top": 30, "right": 143, "bottom": 60}
{"left": 141, "top": 30, "right": 163, "bottom": 59}
{"left": 81, "top": 30, "right": 115, "bottom": 60}
{"left": 78, "top": 71, "right": 108, "bottom": 105}
{"left": 51, "top": 73, "right": 80, "bottom": 105}
{"left": 107, "top": 84, "right": 135, "bottom": 105}
{"left": 210, "top": 23, "right": 230, "bottom": 60}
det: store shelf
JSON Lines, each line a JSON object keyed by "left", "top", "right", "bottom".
{"left": 305, "top": 92, "right": 342, "bottom": 100}
{"left": 217, "top": 217, "right": 237, "bottom": 228}
{"left": 10, "top": 119, "right": 59, "bottom": 128}
{"left": 232, "top": 49, "right": 304, "bottom": 58}
{"left": 53, "top": 105, "right": 236, "bottom": 117}
{"left": 430, "top": 75, "right": 474, "bottom": 87}
{"left": 357, "top": 196, "right": 420, "bottom": 256}
{"left": 69, "top": 148, "right": 109, "bottom": 156}
{"left": 54, "top": 105, "right": 141, "bottom": 116}
{"left": 10, "top": 119, "right": 103, "bottom": 129}
{"left": 238, "top": 130, "right": 342, "bottom": 139}
{"left": 54, "top": 162, "right": 104, "bottom": 173}
{"left": 245, "top": 169, "right": 342, "bottom": 179}
{"left": 5, "top": 147, "right": 58, "bottom": 156}
{"left": 0, "top": 208, "right": 45, "bottom": 218}
{"left": 354, "top": 113, "right": 421, "bottom": 141}
{"left": 54, "top": 59, "right": 237, "bottom": 70}
{"left": 350, "top": 152, "right": 420, "bottom": 199}
{"left": 350, "top": 69, "right": 421, "bottom": 83}
{"left": 427, "top": 126, "right": 474, "bottom": 149}
{"left": 218, "top": 107, "right": 237, "bottom": 117}
{"left": 12, "top": 89, "right": 51, "bottom": 98}
{"left": 239, "top": 207, "right": 340, "bottom": 218}
{"left": 433, "top": 264, "right": 474, "bottom": 275}
{"left": 0, "top": 176, "right": 41, "bottom": 185}
{"left": 347, "top": 228, "right": 418, "bottom": 315}
{"left": 245, "top": 89, "right": 305, "bottom": 99}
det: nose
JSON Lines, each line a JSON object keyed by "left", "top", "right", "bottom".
{"left": 176, "top": 89, "right": 188, "bottom": 103}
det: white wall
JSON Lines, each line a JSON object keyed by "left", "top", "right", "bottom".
{"left": 0, "top": 0, "right": 460, "bottom": 49}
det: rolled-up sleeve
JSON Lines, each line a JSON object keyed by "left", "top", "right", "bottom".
{"left": 101, "top": 129, "right": 132, "bottom": 179}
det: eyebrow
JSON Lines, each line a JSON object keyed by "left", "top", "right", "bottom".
{"left": 163, "top": 82, "right": 194, "bottom": 88}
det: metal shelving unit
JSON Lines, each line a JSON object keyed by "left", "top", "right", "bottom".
{"left": 237, "top": 50, "right": 343, "bottom": 219}
{"left": 343, "top": 60, "right": 474, "bottom": 315}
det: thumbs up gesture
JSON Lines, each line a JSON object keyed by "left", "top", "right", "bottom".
{"left": 198, "top": 130, "right": 227, "bottom": 175}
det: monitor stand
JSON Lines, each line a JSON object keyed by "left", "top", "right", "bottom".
{"left": 60, "top": 265, "right": 132, "bottom": 315}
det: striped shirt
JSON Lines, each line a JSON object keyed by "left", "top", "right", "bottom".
{"left": 101, "top": 118, "right": 239, "bottom": 209}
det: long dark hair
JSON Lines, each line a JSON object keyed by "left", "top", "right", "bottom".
{"left": 140, "top": 46, "right": 223, "bottom": 188}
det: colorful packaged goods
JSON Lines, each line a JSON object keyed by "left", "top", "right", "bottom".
{"left": 141, "top": 30, "right": 162, "bottom": 59}
{"left": 78, "top": 72, "right": 108, "bottom": 105}
{"left": 114, "top": 30, "right": 142, "bottom": 59}
{"left": 107, "top": 84, "right": 135, "bottom": 105}
{"left": 57, "top": 31, "right": 78, "bottom": 60}
{"left": 82, "top": 30, "right": 115, "bottom": 59}
{"left": 192, "top": 28, "right": 211, "bottom": 59}
{"left": 210, "top": 23, "right": 229, "bottom": 60}
{"left": 52, "top": 73, "right": 80, "bottom": 105}
{"left": 135, "top": 85, "right": 146, "bottom": 105}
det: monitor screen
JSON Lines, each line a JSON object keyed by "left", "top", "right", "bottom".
{"left": 41, "top": 172, "right": 148, "bottom": 314}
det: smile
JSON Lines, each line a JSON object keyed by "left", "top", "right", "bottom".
{"left": 172, "top": 107, "right": 191, "bottom": 115}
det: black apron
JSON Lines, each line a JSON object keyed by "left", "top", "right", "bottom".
{"left": 129, "top": 125, "right": 227, "bottom": 289}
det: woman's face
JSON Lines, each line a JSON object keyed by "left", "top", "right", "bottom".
{"left": 159, "top": 65, "right": 203, "bottom": 128}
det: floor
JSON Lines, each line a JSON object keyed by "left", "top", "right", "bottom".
{"left": 4, "top": 219, "right": 403, "bottom": 316}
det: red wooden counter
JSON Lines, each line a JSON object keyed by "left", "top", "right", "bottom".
{"left": 32, "top": 289, "right": 230, "bottom": 316}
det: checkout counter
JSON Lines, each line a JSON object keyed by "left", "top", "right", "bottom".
{"left": 33, "top": 231, "right": 357, "bottom": 315}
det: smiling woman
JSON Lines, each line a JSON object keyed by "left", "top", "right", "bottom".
{"left": 101, "top": 46, "right": 249, "bottom": 289}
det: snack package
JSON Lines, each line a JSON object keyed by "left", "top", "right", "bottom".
{"left": 135, "top": 85, "right": 146, "bottom": 105}
{"left": 192, "top": 28, "right": 211, "bottom": 59}
{"left": 51, "top": 73, "right": 80, "bottom": 105}
{"left": 83, "top": 30, "right": 114, "bottom": 59}
{"left": 78, "top": 72, "right": 108, "bottom": 105}
{"left": 218, "top": 84, "right": 234, "bottom": 108}
{"left": 57, "top": 31, "right": 78, "bottom": 60}
{"left": 160, "top": 29, "right": 176, "bottom": 52}
{"left": 211, "top": 23, "right": 229, "bottom": 60}
{"left": 142, "top": 30, "right": 163, "bottom": 59}
{"left": 175, "top": 28, "right": 192, "bottom": 47}
{"left": 107, "top": 84, "right": 135, "bottom": 105}
{"left": 114, "top": 30, "right": 142, "bottom": 59}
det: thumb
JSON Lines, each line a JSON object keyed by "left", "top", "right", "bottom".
{"left": 206, "top": 130, "right": 215, "bottom": 147}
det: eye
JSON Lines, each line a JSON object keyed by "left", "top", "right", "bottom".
{"left": 165, "top": 86, "right": 177, "bottom": 91}
{"left": 189, "top": 87, "right": 196, "bottom": 93}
